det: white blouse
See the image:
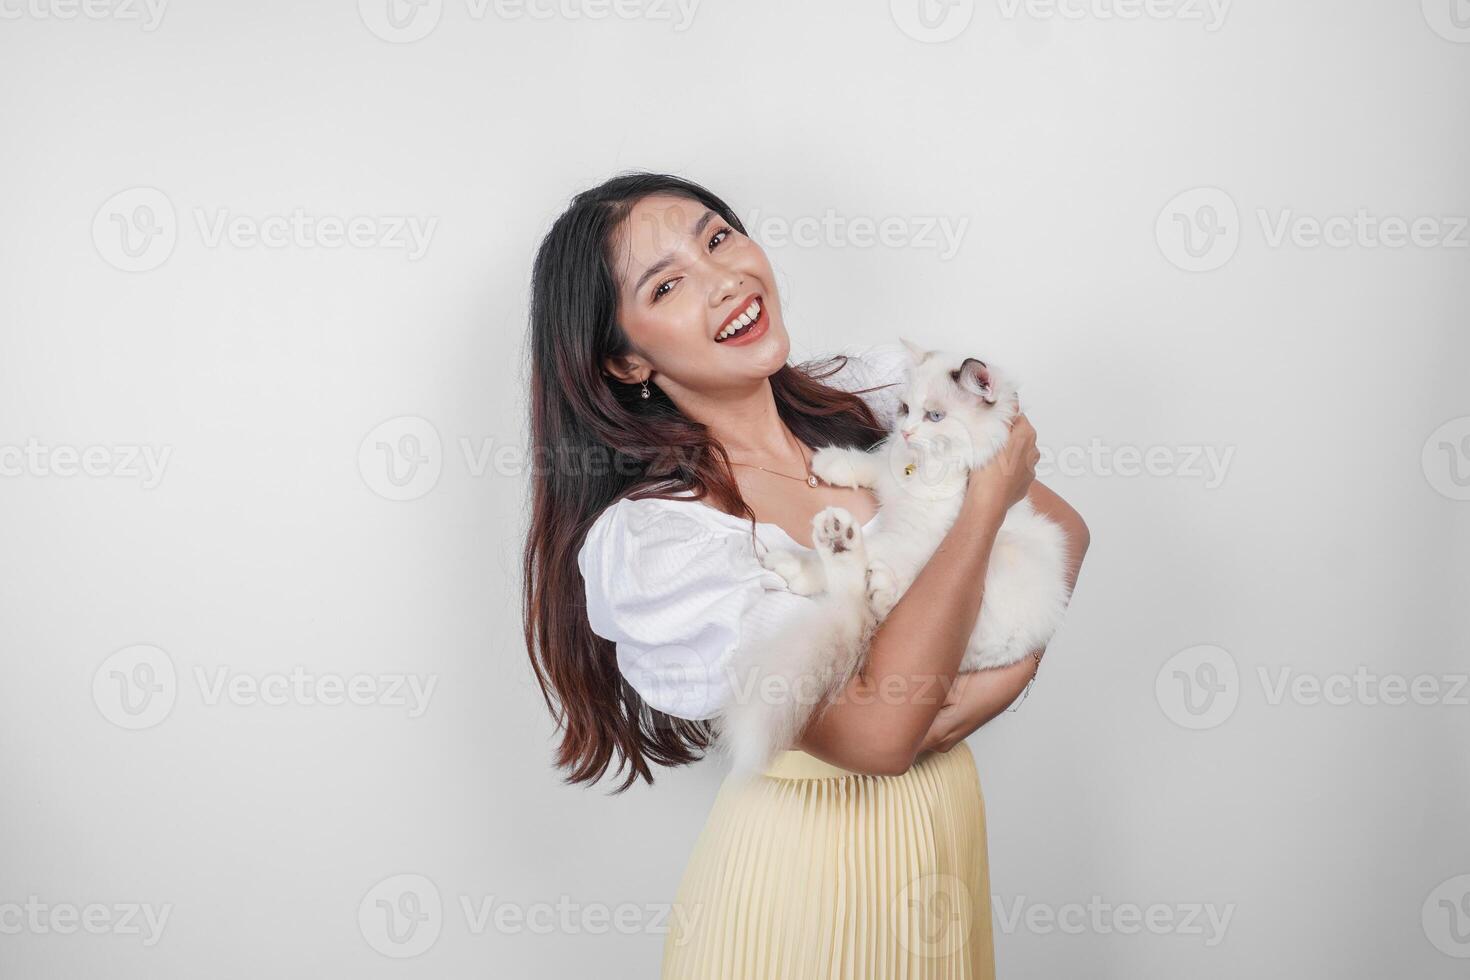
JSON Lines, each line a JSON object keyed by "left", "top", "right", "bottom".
{"left": 576, "top": 342, "right": 909, "bottom": 721}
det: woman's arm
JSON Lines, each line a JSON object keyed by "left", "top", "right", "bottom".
{"left": 918, "top": 480, "right": 1090, "bottom": 754}
{"left": 796, "top": 415, "right": 1041, "bottom": 776}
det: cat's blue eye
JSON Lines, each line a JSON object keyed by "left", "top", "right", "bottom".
{"left": 925, "top": 410, "right": 945, "bottom": 422}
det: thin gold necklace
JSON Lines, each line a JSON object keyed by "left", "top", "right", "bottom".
{"left": 729, "top": 440, "right": 821, "bottom": 488}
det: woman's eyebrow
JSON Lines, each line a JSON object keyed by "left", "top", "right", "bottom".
{"left": 632, "top": 209, "right": 718, "bottom": 293}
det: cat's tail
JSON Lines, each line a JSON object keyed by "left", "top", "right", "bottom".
{"left": 714, "top": 590, "right": 871, "bottom": 777}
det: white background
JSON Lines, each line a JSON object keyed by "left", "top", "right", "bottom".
{"left": 2, "top": 0, "right": 1468, "bottom": 976}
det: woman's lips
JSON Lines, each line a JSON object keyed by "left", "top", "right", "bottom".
{"left": 715, "top": 296, "right": 768, "bottom": 346}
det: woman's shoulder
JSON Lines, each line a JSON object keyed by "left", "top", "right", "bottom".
{"left": 804, "top": 340, "right": 908, "bottom": 391}
{"left": 803, "top": 340, "right": 909, "bottom": 427}
{"left": 577, "top": 493, "right": 753, "bottom": 578}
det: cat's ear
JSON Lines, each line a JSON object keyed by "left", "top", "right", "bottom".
{"left": 898, "top": 337, "right": 928, "bottom": 364}
{"left": 953, "top": 357, "right": 997, "bottom": 404}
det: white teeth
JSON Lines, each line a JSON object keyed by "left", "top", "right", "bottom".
{"left": 717, "top": 299, "right": 762, "bottom": 340}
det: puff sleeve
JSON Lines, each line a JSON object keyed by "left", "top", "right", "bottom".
{"left": 577, "top": 496, "right": 817, "bottom": 722}
{"left": 822, "top": 341, "right": 910, "bottom": 430}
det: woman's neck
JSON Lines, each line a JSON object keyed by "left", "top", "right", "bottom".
{"left": 682, "top": 379, "right": 803, "bottom": 464}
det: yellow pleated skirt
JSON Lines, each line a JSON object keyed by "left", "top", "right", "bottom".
{"left": 662, "top": 741, "right": 994, "bottom": 979}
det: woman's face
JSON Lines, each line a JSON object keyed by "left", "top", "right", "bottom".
{"left": 606, "top": 193, "right": 789, "bottom": 399}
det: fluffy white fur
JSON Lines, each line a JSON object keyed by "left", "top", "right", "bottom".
{"left": 717, "top": 339, "right": 1071, "bottom": 775}
{"left": 715, "top": 508, "right": 876, "bottom": 775}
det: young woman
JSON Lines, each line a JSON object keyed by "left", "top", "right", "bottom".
{"left": 523, "top": 172, "right": 1089, "bottom": 978}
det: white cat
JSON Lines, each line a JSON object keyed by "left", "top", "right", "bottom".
{"left": 761, "top": 338, "right": 1072, "bottom": 673}
{"left": 716, "top": 339, "right": 1071, "bottom": 774}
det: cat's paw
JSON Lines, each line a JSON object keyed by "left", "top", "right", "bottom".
{"left": 865, "top": 560, "right": 900, "bottom": 618}
{"left": 812, "top": 506, "right": 862, "bottom": 556}
{"left": 811, "top": 448, "right": 868, "bottom": 489}
{"left": 812, "top": 507, "right": 868, "bottom": 594}
{"left": 759, "top": 547, "right": 823, "bottom": 595}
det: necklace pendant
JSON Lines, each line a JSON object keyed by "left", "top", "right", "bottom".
{"left": 807, "top": 475, "right": 818, "bottom": 487}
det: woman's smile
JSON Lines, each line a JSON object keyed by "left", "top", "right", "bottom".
{"left": 714, "top": 293, "right": 768, "bottom": 345}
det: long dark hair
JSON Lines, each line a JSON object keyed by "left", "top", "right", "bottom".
{"left": 522, "top": 172, "right": 893, "bottom": 792}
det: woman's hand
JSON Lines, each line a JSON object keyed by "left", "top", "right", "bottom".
{"left": 965, "top": 401, "right": 1040, "bottom": 513}
{"left": 918, "top": 672, "right": 972, "bottom": 756}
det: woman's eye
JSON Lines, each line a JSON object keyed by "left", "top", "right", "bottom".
{"left": 653, "top": 278, "right": 678, "bottom": 300}
{"left": 926, "top": 410, "right": 945, "bottom": 422}
{"left": 709, "top": 227, "right": 731, "bottom": 250}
